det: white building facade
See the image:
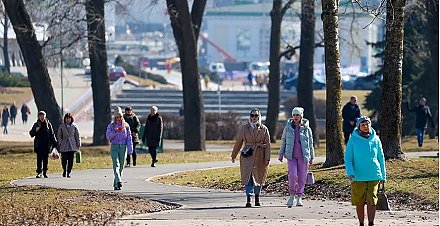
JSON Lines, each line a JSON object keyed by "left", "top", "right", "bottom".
{"left": 204, "top": 2, "right": 384, "bottom": 74}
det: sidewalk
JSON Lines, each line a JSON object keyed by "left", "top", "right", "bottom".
{"left": 12, "top": 155, "right": 439, "bottom": 226}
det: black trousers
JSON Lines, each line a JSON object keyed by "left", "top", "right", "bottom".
{"left": 36, "top": 151, "right": 49, "bottom": 174}
{"left": 344, "top": 131, "right": 352, "bottom": 144}
{"left": 126, "top": 143, "right": 137, "bottom": 165}
{"left": 148, "top": 146, "right": 157, "bottom": 162}
{"left": 61, "top": 151, "right": 75, "bottom": 174}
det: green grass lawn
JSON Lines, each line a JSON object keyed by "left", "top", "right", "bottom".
{"left": 0, "top": 136, "right": 438, "bottom": 225}
{"left": 153, "top": 158, "right": 439, "bottom": 211}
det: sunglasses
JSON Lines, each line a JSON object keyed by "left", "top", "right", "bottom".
{"left": 250, "top": 114, "right": 259, "bottom": 118}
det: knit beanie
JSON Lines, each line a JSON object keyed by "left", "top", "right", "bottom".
{"left": 356, "top": 116, "right": 371, "bottom": 128}
{"left": 291, "top": 107, "right": 304, "bottom": 117}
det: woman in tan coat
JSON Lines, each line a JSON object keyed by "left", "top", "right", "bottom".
{"left": 57, "top": 113, "right": 81, "bottom": 178}
{"left": 231, "top": 108, "right": 271, "bottom": 207}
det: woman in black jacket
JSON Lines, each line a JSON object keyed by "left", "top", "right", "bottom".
{"left": 142, "top": 106, "right": 163, "bottom": 167}
{"left": 29, "top": 111, "right": 57, "bottom": 178}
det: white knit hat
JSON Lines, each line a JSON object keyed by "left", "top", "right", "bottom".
{"left": 291, "top": 107, "right": 304, "bottom": 117}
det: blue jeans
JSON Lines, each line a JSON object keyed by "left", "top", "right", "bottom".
{"left": 245, "top": 174, "right": 261, "bottom": 196}
{"left": 416, "top": 128, "right": 425, "bottom": 147}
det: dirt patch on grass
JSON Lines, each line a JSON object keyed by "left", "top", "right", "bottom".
{"left": 0, "top": 185, "right": 179, "bottom": 226}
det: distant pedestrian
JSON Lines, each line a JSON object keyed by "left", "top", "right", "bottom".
{"left": 406, "top": 98, "right": 435, "bottom": 147}
{"left": 9, "top": 102, "right": 17, "bottom": 125}
{"left": 231, "top": 108, "right": 270, "bottom": 207}
{"left": 2, "top": 106, "right": 9, "bottom": 134}
{"left": 106, "top": 107, "right": 133, "bottom": 190}
{"left": 124, "top": 106, "right": 140, "bottom": 167}
{"left": 29, "top": 111, "right": 57, "bottom": 178}
{"left": 256, "top": 74, "right": 264, "bottom": 91}
{"left": 21, "top": 103, "right": 30, "bottom": 124}
{"left": 57, "top": 113, "right": 81, "bottom": 178}
{"left": 179, "top": 105, "right": 184, "bottom": 117}
{"left": 247, "top": 71, "right": 254, "bottom": 90}
{"left": 342, "top": 96, "right": 361, "bottom": 144}
{"left": 278, "top": 107, "right": 315, "bottom": 207}
{"left": 142, "top": 105, "right": 163, "bottom": 167}
{"left": 345, "top": 116, "right": 386, "bottom": 226}
{"left": 204, "top": 75, "right": 211, "bottom": 91}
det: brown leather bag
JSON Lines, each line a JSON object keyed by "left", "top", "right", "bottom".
{"left": 376, "top": 182, "right": 391, "bottom": 211}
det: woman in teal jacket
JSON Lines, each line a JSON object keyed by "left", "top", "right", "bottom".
{"left": 344, "top": 116, "right": 386, "bottom": 226}
{"left": 278, "top": 107, "right": 314, "bottom": 207}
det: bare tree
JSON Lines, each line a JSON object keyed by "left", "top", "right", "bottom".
{"left": 0, "top": 4, "right": 10, "bottom": 74}
{"left": 166, "top": 0, "right": 206, "bottom": 151}
{"left": 321, "top": 0, "right": 345, "bottom": 167}
{"left": 85, "top": 0, "right": 111, "bottom": 145}
{"left": 266, "top": 0, "right": 295, "bottom": 143}
{"left": 380, "top": 0, "right": 406, "bottom": 159}
{"left": 297, "top": 0, "right": 318, "bottom": 146}
{"left": 2, "top": 0, "right": 62, "bottom": 130}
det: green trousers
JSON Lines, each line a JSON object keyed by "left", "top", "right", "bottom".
{"left": 111, "top": 144, "right": 127, "bottom": 188}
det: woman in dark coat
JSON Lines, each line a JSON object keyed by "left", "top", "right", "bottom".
{"left": 142, "top": 106, "right": 163, "bottom": 167}
{"left": 2, "top": 106, "right": 9, "bottom": 134}
{"left": 29, "top": 111, "right": 57, "bottom": 178}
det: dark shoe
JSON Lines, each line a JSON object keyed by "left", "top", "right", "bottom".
{"left": 246, "top": 195, "right": 251, "bottom": 207}
{"left": 255, "top": 195, "right": 261, "bottom": 206}
{"left": 154, "top": 159, "right": 158, "bottom": 163}
{"left": 43, "top": 173, "right": 48, "bottom": 178}
{"left": 67, "top": 174, "right": 71, "bottom": 178}
{"left": 368, "top": 222, "right": 374, "bottom": 226}
{"left": 117, "top": 182, "right": 122, "bottom": 188}
{"left": 36, "top": 174, "right": 41, "bottom": 178}
{"left": 62, "top": 171, "right": 66, "bottom": 177}
{"left": 114, "top": 187, "right": 121, "bottom": 190}
{"left": 151, "top": 163, "right": 156, "bottom": 167}
{"left": 126, "top": 163, "right": 130, "bottom": 167}
{"left": 133, "top": 162, "right": 137, "bottom": 166}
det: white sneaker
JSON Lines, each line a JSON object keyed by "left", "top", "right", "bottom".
{"left": 296, "top": 196, "right": 303, "bottom": 206}
{"left": 287, "top": 195, "right": 296, "bottom": 208}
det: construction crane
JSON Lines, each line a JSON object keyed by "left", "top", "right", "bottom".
{"left": 199, "top": 33, "right": 237, "bottom": 63}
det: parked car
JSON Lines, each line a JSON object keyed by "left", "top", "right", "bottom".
{"left": 283, "top": 76, "right": 326, "bottom": 91}
{"left": 109, "top": 66, "right": 127, "bottom": 81}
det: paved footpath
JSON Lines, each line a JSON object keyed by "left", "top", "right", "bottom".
{"left": 13, "top": 154, "right": 439, "bottom": 226}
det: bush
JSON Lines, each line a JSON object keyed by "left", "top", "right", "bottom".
{"left": 283, "top": 96, "right": 325, "bottom": 119}
{"left": 0, "top": 72, "right": 30, "bottom": 87}
{"left": 114, "top": 56, "right": 168, "bottom": 84}
{"left": 141, "top": 112, "right": 243, "bottom": 140}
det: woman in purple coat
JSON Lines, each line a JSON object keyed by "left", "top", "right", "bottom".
{"left": 106, "top": 107, "right": 133, "bottom": 190}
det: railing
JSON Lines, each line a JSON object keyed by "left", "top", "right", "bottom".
{"left": 68, "top": 77, "right": 126, "bottom": 120}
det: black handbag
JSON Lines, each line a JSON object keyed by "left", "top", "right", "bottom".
{"left": 376, "top": 182, "right": 391, "bottom": 211}
{"left": 241, "top": 147, "right": 253, "bottom": 157}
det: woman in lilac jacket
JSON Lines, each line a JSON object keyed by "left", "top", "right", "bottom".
{"left": 106, "top": 107, "right": 133, "bottom": 190}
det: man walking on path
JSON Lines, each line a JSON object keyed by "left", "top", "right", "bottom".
{"left": 406, "top": 97, "right": 435, "bottom": 147}
{"left": 342, "top": 96, "right": 361, "bottom": 144}
{"left": 10, "top": 102, "right": 17, "bottom": 125}
{"left": 124, "top": 106, "right": 140, "bottom": 167}
{"left": 21, "top": 103, "right": 30, "bottom": 125}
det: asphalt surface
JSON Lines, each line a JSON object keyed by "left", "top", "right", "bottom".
{"left": 13, "top": 153, "right": 439, "bottom": 226}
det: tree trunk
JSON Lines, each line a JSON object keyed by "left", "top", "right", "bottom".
{"left": 3, "top": 13, "right": 10, "bottom": 74}
{"left": 298, "top": 0, "right": 318, "bottom": 146}
{"left": 167, "top": 0, "right": 206, "bottom": 151}
{"left": 85, "top": 0, "right": 111, "bottom": 145}
{"left": 426, "top": 0, "right": 438, "bottom": 139}
{"left": 380, "top": 0, "right": 406, "bottom": 160}
{"left": 3, "top": 0, "right": 62, "bottom": 130}
{"left": 266, "top": 0, "right": 282, "bottom": 143}
{"left": 321, "top": 0, "right": 344, "bottom": 167}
